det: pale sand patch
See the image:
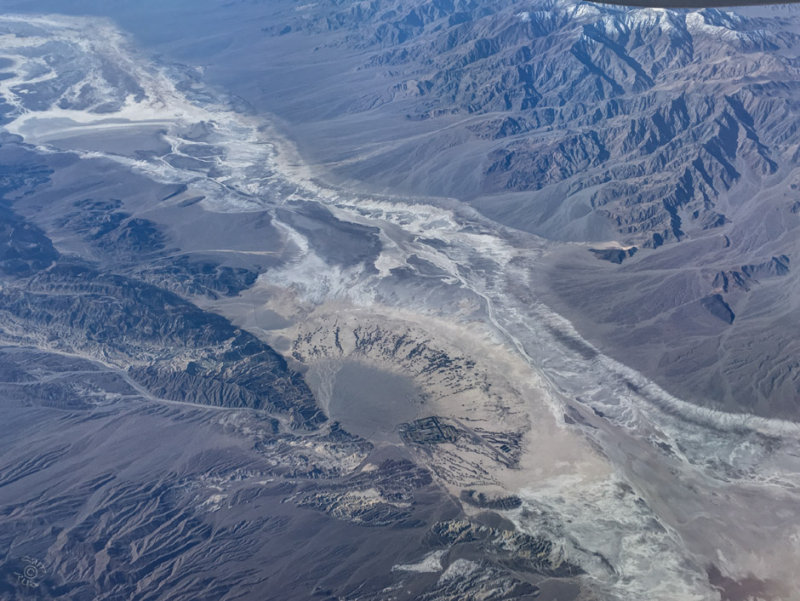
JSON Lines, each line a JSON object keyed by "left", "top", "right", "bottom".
{"left": 391, "top": 550, "right": 446, "bottom": 574}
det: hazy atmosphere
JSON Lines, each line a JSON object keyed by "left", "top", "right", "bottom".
{"left": 0, "top": 2, "right": 799, "bottom": 600}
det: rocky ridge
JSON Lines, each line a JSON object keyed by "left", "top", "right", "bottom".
{"left": 265, "top": 1, "right": 800, "bottom": 249}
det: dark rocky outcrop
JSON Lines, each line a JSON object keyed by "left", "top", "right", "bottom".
{"left": 701, "top": 293, "right": 735, "bottom": 324}
{"left": 590, "top": 246, "right": 638, "bottom": 264}
{"left": 459, "top": 489, "right": 522, "bottom": 510}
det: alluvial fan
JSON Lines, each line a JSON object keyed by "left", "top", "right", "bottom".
{"left": 0, "top": 3, "right": 799, "bottom": 601}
